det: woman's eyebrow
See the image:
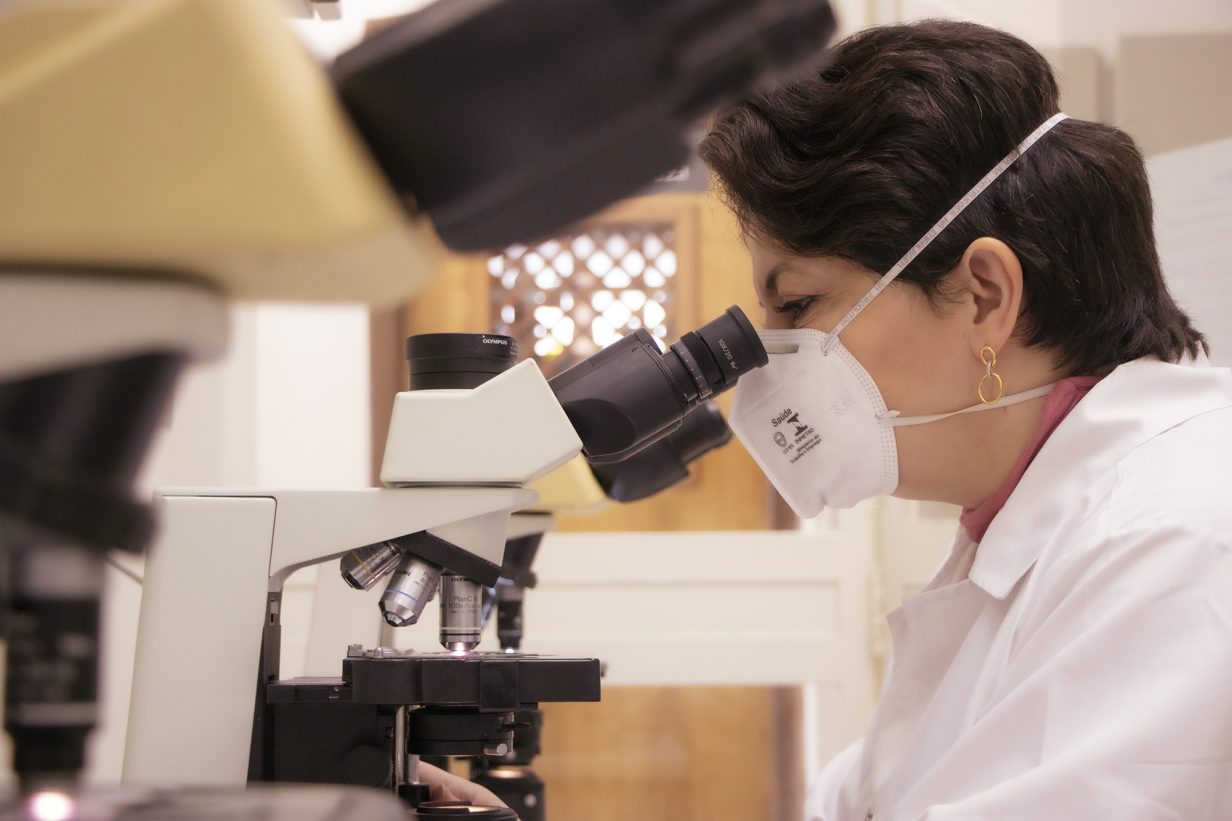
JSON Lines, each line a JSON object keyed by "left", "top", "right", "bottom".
{"left": 761, "top": 262, "right": 791, "bottom": 301}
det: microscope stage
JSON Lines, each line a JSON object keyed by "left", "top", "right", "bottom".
{"left": 268, "top": 651, "right": 601, "bottom": 710}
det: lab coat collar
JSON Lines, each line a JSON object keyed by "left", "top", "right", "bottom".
{"left": 967, "top": 355, "right": 1232, "bottom": 599}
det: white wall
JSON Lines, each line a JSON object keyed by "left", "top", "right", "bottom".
{"left": 1150, "top": 139, "right": 1232, "bottom": 366}
{"left": 138, "top": 303, "right": 372, "bottom": 492}
{"left": 897, "top": 0, "right": 1064, "bottom": 46}
{"left": 1060, "top": 0, "right": 1232, "bottom": 65}
{"left": 830, "top": 0, "right": 874, "bottom": 36}
{"left": 84, "top": 303, "right": 374, "bottom": 785}
{"left": 892, "top": 0, "right": 1232, "bottom": 126}
{"left": 892, "top": 0, "right": 1232, "bottom": 51}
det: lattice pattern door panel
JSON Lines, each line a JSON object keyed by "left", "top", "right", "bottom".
{"left": 488, "top": 224, "right": 680, "bottom": 378}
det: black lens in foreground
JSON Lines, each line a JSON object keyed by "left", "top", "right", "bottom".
{"left": 690, "top": 306, "right": 768, "bottom": 394}
{"left": 406, "top": 333, "right": 518, "bottom": 390}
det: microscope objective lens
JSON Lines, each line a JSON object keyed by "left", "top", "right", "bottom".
{"left": 380, "top": 554, "right": 443, "bottom": 627}
{"left": 339, "top": 540, "right": 403, "bottom": 590}
{"left": 440, "top": 574, "right": 483, "bottom": 653}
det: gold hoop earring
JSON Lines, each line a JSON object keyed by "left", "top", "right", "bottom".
{"left": 978, "top": 346, "right": 1004, "bottom": 405}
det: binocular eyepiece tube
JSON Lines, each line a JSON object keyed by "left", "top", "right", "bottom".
{"left": 548, "top": 306, "right": 767, "bottom": 463}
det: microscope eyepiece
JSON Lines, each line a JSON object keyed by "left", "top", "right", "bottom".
{"left": 673, "top": 306, "right": 765, "bottom": 396}
{"left": 549, "top": 306, "right": 766, "bottom": 464}
{"left": 406, "top": 333, "right": 518, "bottom": 390}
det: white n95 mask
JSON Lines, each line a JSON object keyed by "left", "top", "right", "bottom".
{"left": 730, "top": 329, "right": 898, "bottom": 514}
{"left": 729, "top": 112, "right": 1070, "bottom": 519}
{"left": 730, "top": 328, "right": 1054, "bottom": 518}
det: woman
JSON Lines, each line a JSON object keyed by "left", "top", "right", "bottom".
{"left": 701, "top": 19, "right": 1232, "bottom": 821}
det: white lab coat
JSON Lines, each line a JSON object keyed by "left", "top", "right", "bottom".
{"left": 806, "top": 355, "right": 1232, "bottom": 821}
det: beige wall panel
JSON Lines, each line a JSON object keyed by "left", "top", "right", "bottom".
{"left": 1041, "top": 46, "right": 1106, "bottom": 123}
{"left": 1116, "top": 33, "right": 1232, "bottom": 156}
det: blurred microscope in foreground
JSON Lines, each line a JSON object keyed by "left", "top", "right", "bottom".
{"left": 0, "top": 0, "right": 835, "bottom": 817}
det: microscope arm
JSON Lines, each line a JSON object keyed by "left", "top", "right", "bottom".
{"left": 125, "top": 486, "right": 535, "bottom": 787}
{"left": 265, "top": 489, "right": 540, "bottom": 590}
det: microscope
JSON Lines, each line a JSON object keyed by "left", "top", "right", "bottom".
{"left": 124, "top": 307, "right": 767, "bottom": 818}
{"left": 0, "top": 0, "right": 834, "bottom": 815}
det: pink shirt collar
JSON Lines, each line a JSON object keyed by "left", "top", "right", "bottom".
{"left": 960, "top": 375, "right": 1103, "bottom": 543}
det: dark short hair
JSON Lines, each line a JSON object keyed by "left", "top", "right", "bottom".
{"left": 699, "top": 20, "right": 1205, "bottom": 375}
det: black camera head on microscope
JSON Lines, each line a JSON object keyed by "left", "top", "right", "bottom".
{"left": 406, "top": 332, "right": 518, "bottom": 390}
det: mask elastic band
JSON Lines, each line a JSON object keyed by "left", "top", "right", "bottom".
{"left": 821, "top": 112, "right": 1070, "bottom": 354}
{"left": 879, "top": 382, "right": 1056, "bottom": 427}
{"left": 757, "top": 327, "right": 830, "bottom": 355}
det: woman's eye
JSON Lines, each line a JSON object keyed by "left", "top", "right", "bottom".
{"left": 772, "top": 297, "right": 817, "bottom": 320}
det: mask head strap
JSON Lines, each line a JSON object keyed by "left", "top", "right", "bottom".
{"left": 821, "top": 112, "right": 1069, "bottom": 354}
{"left": 879, "top": 382, "right": 1056, "bottom": 427}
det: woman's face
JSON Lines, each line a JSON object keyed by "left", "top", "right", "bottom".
{"left": 749, "top": 238, "right": 983, "bottom": 499}
{"left": 750, "top": 238, "right": 976, "bottom": 411}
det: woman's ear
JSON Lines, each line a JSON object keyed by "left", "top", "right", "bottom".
{"left": 956, "top": 236, "right": 1024, "bottom": 356}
